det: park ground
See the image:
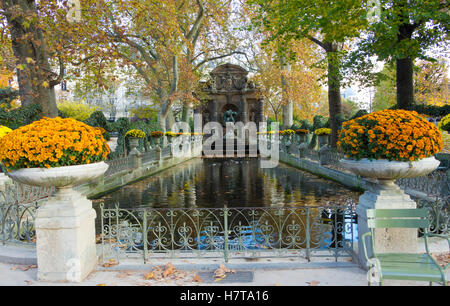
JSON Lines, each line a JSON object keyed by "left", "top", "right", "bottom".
{"left": 1, "top": 261, "right": 449, "bottom": 286}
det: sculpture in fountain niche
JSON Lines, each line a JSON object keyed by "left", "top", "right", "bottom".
{"left": 201, "top": 63, "right": 265, "bottom": 129}
{"left": 224, "top": 109, "right": 237, "bottom": 123}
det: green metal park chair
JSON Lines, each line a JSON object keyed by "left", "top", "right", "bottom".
{"left": 361, "top": 208, "right": 449, "bottom": 286}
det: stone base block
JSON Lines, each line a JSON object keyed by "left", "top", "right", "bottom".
{"left": 35, "top": 189, "right": 97, "bottom": 282}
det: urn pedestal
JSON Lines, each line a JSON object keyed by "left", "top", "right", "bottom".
{"left": 128, "top": 137, "right": 141, "bottom": 155}
{"left": 7, "top": 162, "right": 109, "bottom": 282}
{"left": 340, "top": 157, "right": 440, "bottom": 269}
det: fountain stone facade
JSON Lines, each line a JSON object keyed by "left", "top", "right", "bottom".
{"left": 198, "top": 63, "right": 265, "bottom": 128}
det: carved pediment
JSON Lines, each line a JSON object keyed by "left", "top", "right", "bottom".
{"left": 209, "top": 63, "right": 249, "bottom": 92}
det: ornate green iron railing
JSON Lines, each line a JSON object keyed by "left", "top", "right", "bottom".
{"left": 99, "top": 203, "right": 357, "bottom": 264}
{"left": 0, "top": 181, "right": 54, "bottom": 244}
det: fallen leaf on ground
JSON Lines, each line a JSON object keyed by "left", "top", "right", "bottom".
{"left": 101, "top": 259, "right": 119, "bottom": 268}
{"left": 163, "top": 262, "right": 176, "bottom": 278}
{"left": 143, "top": 271, "right": 155, "bottom": 280}
{"left": 307, "top": 281, "right": 320, "bottom": 286}
{"left": 213, "top": 264, "right": 235, "bottom": 281}
{"left": 192, "top": 274, "right": 203, "bottom": 283}
{"left": 11, "top": 265, "right": 37, "bottom": 271}
{"left": 96, "top": 284, "right": 106, "bottom": 286}
{"left": 431, "top": 252, "right": 450, "bottom": 268}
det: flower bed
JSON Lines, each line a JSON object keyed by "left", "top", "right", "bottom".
{"left": 280, "top": 129, "right": 295, "bottom": 136}
{"left": 165, "top": 131, "right": 177, "bottom": 137}
{"left": 338, "top": 109, "right": 443, "bottom": 162}
{"left": 0, "top": 117, "right": 110, "bottom": 170}
{"left": 295, "top": 129, "right": 309, "bottom": 135}
{"left": 150, "top": 131, "right": 164, "bottom": 138}
{"left": 125, "top": 129, "right": 146, "bottom": 138}
{"left": 314, "top": 128, "right": 331, "bottom": 135}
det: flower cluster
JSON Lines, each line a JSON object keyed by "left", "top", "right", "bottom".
{"left": 0, "top": 125, "right": 12, "bottom": 138}
{"left": 0, "top": 117, "right": 110, "bottom": 170}
{"left": 125, "top": 129, "right": 146, "bottom": 138}
{"left": 150, "top": 131, "right": 164, "bottom": 138}
{"left": 438, "top": 114, "right": 450, "bottom": 132}
{"left": 257, "top": 131, "right": 275, "bottom": 135}
{"left": 280, "top": 129, "right": 295, "bottom": 136}
{"left": 338, "top": 109, "right": 443, "bottom": 162}
{"left": 295, "top": 129, "right": 309, "bottom": 135}
{"left": 165, "top": 131, "right": 177, "bottom": 137}
{"left": 314, "top": 128, "right": 331, "bottom": 135}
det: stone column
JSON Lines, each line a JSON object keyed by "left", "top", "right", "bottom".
{"left": 257, "top": 98, "right": 265, "bottom": 125}
{"left": 35, "top": 189, "right": 97, "bottom": 282}
{"left": 240, "top": 95, "right": 247, "bottom": 124}
{"left": 210, "top": 100, "right": 218, "bottom": 122}
{"left": 356, "top": 181, "right": 418, "bottom": 269}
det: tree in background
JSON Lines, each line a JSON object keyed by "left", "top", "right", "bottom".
{"left": 354, "top": 0, "right": 449, "bottom": 110}
{"left": 248, "top": 0, "right": 369, "bottom": 147}
{"left": 0, "top": 0, "right": 67, "bottom": 117}
{"left": 373, "top": 59, "right": 449, "bottom": 112}
{"left": 250, "top": 40, "right": 324, "bottom": 124}
{"left": 414, "top": 59, "right": 449, "bottom": 107}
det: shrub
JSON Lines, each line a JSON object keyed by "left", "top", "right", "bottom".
{"left": 0, "top": 104, "right": 42, "bottom": 129}
{"left": 338, "top": 109, "right": 443, "bottom": 162}
{"left": 0, "top": 117, "right": 110, "bottom": 170}
{"left": 438, "top": 114, "right": 450, "bottom": 132}
{"left": 57, "top": 101, "right": 98, "bottom": 121}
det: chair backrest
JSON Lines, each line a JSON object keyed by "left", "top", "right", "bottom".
{"left": 366, "top": 208, "right": 429, "bottom": 229}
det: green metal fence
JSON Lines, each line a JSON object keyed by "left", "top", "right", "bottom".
{"left": 99, "top": 203, "right": 357, "bottom": 264}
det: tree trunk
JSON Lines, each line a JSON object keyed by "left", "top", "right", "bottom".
{"left": 4, "top": 0, "right": 58, "bottom": 117}
{"left": 280, "top": 57, "right": 293, "bottom": 129}
{"left": 326, "top": 49, "right": 343, "bottom": 148}
{"left": 396, "top": 58, "right": 414, "bottom": 110}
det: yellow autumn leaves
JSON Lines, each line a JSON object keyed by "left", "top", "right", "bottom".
{"left": 0, "top": 117, "right": 110, "bottom": 170}
{"left": 338, "top": 110, "right": 443, "bottom": 162}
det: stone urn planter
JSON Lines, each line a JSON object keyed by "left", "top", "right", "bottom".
{"left": 298, "top": 134, "right": 307, "bottom": 144}
{"left": 151, "top": 135, "right": 163, "bottom": 149}
{"left": 7, "top": 162, "right": 109, "bottom": 282}
{"left": 318, "top": 134, "right": 329, "bottom": 147}
{"left": 128, "top": 137, "right": 141, "bottom": 155}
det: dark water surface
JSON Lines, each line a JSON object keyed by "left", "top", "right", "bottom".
{"left": 96, "top": 158, "right": 359, "bottom": 209}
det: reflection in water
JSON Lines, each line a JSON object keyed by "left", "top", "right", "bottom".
{"left": 97, "top": 158, "right": 359, "bottom": 209}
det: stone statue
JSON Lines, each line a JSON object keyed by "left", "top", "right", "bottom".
{"left": 224, "top": 109, "right": 237, "bottom": 123}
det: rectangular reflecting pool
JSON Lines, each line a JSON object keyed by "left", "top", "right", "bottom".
{"left": 96, "top": 158, "right": 360, "bottom": 209}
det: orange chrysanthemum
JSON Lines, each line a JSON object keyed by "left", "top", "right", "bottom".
{"left": 338, "top": 110, "right": 443, "bottom": 162}
{"left": 0, "top": 117, "right": 110, "bottom": 170}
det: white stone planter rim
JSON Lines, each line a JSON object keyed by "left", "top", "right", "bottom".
{"left": 340, "top": 156, "right": 440, "bottom": 180}
{"left": 7, "top": 161, "right": 109, "bottom": 188}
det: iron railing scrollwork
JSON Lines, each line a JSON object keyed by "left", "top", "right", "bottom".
{"left": 0, "top": 181, "right": 54, "bottom": 245}
{"left": 99, "top": 204, "right": 357, "bottom": 264}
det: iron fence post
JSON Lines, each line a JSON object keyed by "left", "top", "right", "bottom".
{"left": 224, "top": 206, "right": 229, "bottom": 263}
{"left": 306, "top": 207, "right": 310, "bottom": 261}
{"left": 143, "top": 209, "right": 148, "bottom": 264}
{"left": 100, "top": 203, "right": 104, "bottom": 264}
